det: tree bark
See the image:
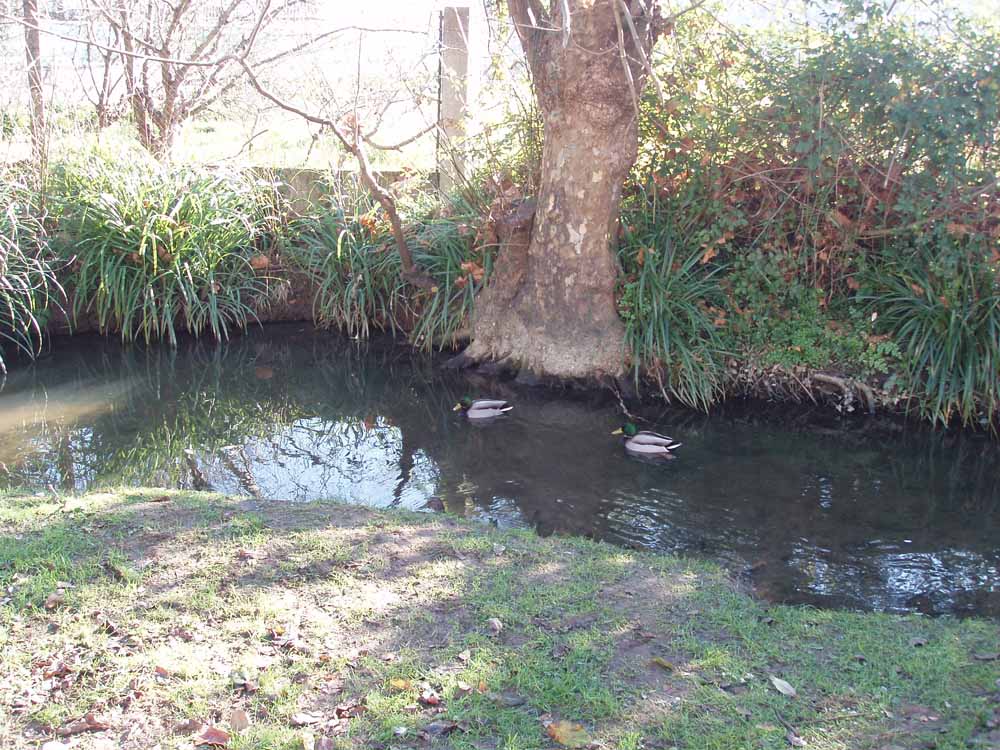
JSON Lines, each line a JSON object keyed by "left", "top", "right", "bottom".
{"left": 464, "top": 0, "right": 658, "bottom": 381}
{"left": 22, "top": 0, "right": 46, "bottom": 170}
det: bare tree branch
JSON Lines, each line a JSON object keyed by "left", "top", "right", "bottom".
{"left": 235, "top": 57, "right": 436, "bottom": 289}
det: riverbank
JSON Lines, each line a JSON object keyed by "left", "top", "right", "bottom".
{"left": 1, "top": 489, "right": 997, "bottom": 749}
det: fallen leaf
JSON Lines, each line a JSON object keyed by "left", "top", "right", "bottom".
{"left": 457, "top": 649, "right": 471, "bottom": 663}
{"left": 389, "top": 678, "right": 412, "bottom": 692}
{"left": 44, "top": 591, "right": 65, "bottom": 610}
{"left": 152, "top": 494, "right": 171, "bottom": 503}
{"left": 195, "top": 724, "right": 230, "bottom": 747}
{"left": 174, "top": 718, "right": 203, "bottom": 734}
{"left": 828, "top": 209, "right": 854, "bottom": 230}
{"left": 422, "top": 719, "right": 460, "bottom": 737}
{"left": 333, "top": 701, "right": 366, "bottom": 719}
{"left": 545, "top": 719, "right": 592, "bottom": 748}
{"left": 229, "top": 709, "right": 250, "bottom": 732}
{"left": 57, "top": 713, "right": 110, "bottom": 736}
{"left": 419, "top": 688, "right": 442, "bottom": 706}
{"left": 490, "top": 690, "right": 526, "bottom": 707}
{"left": 249, "top": 254, "right": 271, "bottom": 270}
{"left": 290, "top": 712, "right": 323, "bottom": 727}
{"left": 454, "top": 681, "right": 473, "bottom": 698}
{"left": 651, "top": 657, "right": 675, "bottom": 671}
{"left": 770, "top": 676, "right": 797, "bottom": 698}
{"left": 459, "top": 261, "right": 485, "bottom": 283}
{"left": 786, "top": 729, "right": 807, "bottom": 747}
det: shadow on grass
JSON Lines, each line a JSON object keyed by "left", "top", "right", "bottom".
{"left": 1, "top": 489, "right": 998, "bottom": 750}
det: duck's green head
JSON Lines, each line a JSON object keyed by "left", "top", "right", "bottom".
{"left": 612, "top": 422, "right": 639, "bottom": 437}
{"left": 453, "top": 396, "right": 474, "bottom": 411}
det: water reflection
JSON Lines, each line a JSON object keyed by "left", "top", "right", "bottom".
{"left": 1, "top": 325, "right": 998, "bottom": 616}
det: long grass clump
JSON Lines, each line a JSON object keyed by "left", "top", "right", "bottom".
{"left": 618, "top": 193, "right": 729, "bottom": 410}
{"left": 0, "top": 170, "right": 60, "bottom": 372}
{"left": 288, "top": 187, "right": 489, "bottom": 350}
{"left": 52, "top": 151, "right": 278, "bottom": 345}
{"left": 865, "top": 248, "right": 1000, "bottom": 429}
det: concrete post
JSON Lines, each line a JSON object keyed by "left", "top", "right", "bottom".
{"left": 437, "top": 6, "right": 469, "bottom": 194}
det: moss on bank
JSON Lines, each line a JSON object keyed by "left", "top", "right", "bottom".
{"left": 1, "top": 489, "right": 998, "bottom": 749}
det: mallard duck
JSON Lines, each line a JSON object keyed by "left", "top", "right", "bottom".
{"left": 453, "top": 397, "right": 513, "bottom": 419}
{"left": 612, "top": 422, "right": 682, "bottom": 459}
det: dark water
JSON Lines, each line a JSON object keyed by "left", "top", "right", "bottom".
{"left": 2, "top": 325, "right": 999, "bottom": 617}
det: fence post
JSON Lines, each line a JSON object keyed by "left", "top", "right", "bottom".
{"left": 437, "top": 6, "right": 469, "bottom": 194}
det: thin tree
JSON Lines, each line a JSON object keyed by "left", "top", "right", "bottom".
{"left": 86, "top": 0, "right": 307, "bottom": 157}
{"left": 22, "top": 0, "right": 46, "bottom": 171}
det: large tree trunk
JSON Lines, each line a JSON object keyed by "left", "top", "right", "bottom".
{"left": 463, "top": 0, "right": 658, "bottom": 381}
{"left": 22, "top": 0, "right": 46, "bottom": 170}
{"left": 467, "top": 117, "right": 637, "bottom": 379}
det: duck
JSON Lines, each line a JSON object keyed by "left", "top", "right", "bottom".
{"left": 453, "top": 397, "right": 513, "bottom": 419}
{"left": 612, "top": 422, "right": 682, "bottom": 459}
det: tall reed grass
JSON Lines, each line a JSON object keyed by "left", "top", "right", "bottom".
{"left": 0, "top": 170, "right": 60, "bottom": 372}
{"left": 865, "top": 248, "right": 1000, "bottom": 428}
{"left": 288, "top": 187, "right": 487, "bottom": 350}
{"left": 52, "top": 152, "right": 278, "bottom": 344}
{"left": 618, "top": 193, "right": 729, "bottom": 410}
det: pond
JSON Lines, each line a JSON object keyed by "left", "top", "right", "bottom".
{"left": 2, "top": 324, "right": 998, "bottom": 617}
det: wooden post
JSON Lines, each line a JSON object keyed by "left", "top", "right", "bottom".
{"left": 437, "top": 6, "right": 469, "bottom": 194}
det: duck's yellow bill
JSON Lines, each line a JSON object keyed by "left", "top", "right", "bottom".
{"left": 452, "top": 403, "right": 463, "bottom": 411}
{"left": 611, "top": 428, "right": 623, "bottom": 435}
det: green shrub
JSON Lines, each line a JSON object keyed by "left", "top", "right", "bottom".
{"left": 53, "top": 151, "right": 277, "bottom": 345}
{"left": 621, "top": 1, "right": 999, "bottom": 424}
{"left": 0, "top": 171, "right": 59, "bottom": 372}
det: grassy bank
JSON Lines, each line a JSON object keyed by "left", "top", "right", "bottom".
{"left": 1, "top": 489, "right": 997, "bottom": 749}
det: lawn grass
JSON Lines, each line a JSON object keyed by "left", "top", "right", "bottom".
{"left": 0, "top": 489, "right": 997, "bottom": 749}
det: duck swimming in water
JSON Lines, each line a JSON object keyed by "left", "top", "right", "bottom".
{"left": 453, "top": 397, "right": 513, "bottom": 420}
{"left": 612, "top": 422, "right": 682, "bottom": 459}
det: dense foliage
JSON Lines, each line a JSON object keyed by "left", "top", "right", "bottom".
{"left": 286, "top": 185, "right": 489, "bottom": 350}
{"left": 618, "top": 3, "right": 1000, "bottom": 425}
